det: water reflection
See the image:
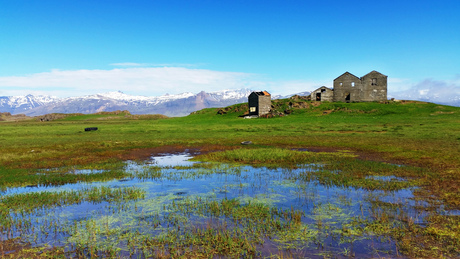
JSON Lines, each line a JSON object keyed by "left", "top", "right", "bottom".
{"left": 0, "top": 153, "right": 456, "bottom": 258}
{"left": 149, "top": 153, "right": 195, "bottom": 167}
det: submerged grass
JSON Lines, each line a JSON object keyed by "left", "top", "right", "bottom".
{"left": 197, "top": 148, "right": 423, "bottom": 191}
{"left": 0, "top": 186, "right": 145, "bottom": 226}
{"left": 0, "top": 163, "right": 128, "bottom": 191}
{"left": 1, "top": 159, "right": 458, "bottom": 258}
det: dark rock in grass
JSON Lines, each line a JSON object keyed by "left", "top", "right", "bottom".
{"left": 241, "top": 141, "right": 253, "bottom": 145}
{"left": 84, "top": 127, "right": 98, "bottom": 132}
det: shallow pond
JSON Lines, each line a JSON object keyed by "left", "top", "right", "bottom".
{"left": 0, "top": 152, "right": 455, "bottom": 258}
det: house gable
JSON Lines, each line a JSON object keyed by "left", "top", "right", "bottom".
{"left": 334, "top": 72, "right": 360, "bottom": 82}
{"left": 361, "top": 70, "right": 387, "bottom": 79}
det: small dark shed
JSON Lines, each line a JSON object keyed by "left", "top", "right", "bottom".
{"left": 248, "top": 91, "right": 271, "bottom": 116}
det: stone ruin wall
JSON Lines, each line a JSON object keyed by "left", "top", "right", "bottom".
{"left": 333, "top": 71, "right": 387, "bottom": 102}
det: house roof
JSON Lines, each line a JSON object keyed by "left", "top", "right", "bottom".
{"left": 334, "top": 71, "right": 360, "bottom": 81}
{"left": 312, "top": 86, "right": 333, "bottom": 92}
{"left": 361, "top": 70, "right": 388, "bottom": 78}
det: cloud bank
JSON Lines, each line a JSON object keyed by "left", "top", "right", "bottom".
{"left": 0, "top": 67, "right": 458, "bottom": 106}
{"left": 0, "top": 67, "right": 257, "bottom": 97}
{"left": 0, "top": 67, "right": 322, "bottom": 98}
{"left": 390, "top": 77, "right": 460, "bottom": 105}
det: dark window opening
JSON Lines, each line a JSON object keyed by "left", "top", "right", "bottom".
{"left": 372, "top": 78, "right": 377, "bottom": 85}
{"left": 321, "top": 89, "right": 326, "bottom": 93}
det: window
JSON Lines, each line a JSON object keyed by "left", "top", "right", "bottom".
{"left": 250, "top": 107, "right": 256, "bottom": 112}
{"left": 351, "top": 82, "right": 355, "bottom": 87}
{"left": 339, "top": 82, "right": 343, "bottom": 87}
{"left": 321, "top": 89, "right": 326, "bottom": 93}
{"left": 372, "top": 78, "right": 377, "bottom": 85}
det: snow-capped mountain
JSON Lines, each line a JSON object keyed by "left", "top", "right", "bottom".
{"left": 0, "top": 94, "right": 59, "bottom": 114}
{"left": 2, "top": 87, "right": 458, "bottom": 117}
{"left": 0, "top": 89, "right": 254, "bottom": 117}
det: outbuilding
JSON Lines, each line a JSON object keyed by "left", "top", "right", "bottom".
{"left": 311, "top": 86, "right": 333, "bottom": 102}
{"left": 248, "top": 91, "right": 271, "bottom": 116}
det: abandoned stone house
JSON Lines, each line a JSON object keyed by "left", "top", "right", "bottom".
{"left": 311, "top": 86, "right": 333, "bottom": 102}
{"left": 248, "top": 91, "right": 271, "bottom": 116}
{"left": 311, "top": 70, "right": 388, "bottom": 102}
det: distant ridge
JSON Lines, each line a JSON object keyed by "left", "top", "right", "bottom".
{"left": 0, "top": 89, "right": 260, "bottom": 117}
{"left": 1, "top": 87, "right": 458, "bottom": 117}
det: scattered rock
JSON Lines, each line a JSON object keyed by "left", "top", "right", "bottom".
{"left": 241, "top": 141, "right": 253, "bottom": 145}
{"left": 37, "top": 113, "right": 83, "bottom": 122}
{"left": 289, "top": 95, "right": 311, "bottom": 101}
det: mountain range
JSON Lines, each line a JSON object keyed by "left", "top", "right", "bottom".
{"left": 0, "top": 89, "right": 273, "bottom": 117}
{"left": 1, "top": 88, "right": 458, "bottom": 117}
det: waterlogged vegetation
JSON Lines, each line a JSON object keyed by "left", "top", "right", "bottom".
{"left": 0, "top": 100, "right": 459, "bottom": 257}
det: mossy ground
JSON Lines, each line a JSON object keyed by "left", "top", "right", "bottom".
{"left": 1, "top": 100, "right": 459, "bottom": 257}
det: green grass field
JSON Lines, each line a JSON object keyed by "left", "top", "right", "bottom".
{"left": 1, "top": 100, "right": 459, "bottom": 257}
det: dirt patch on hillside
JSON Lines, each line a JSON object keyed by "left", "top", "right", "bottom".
{"left": 0, "top": 112, "right": 31, "bottom": 122}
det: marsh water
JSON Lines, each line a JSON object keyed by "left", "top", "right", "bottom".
{"left": 1, "top": 152, "right": 453, "bottom": 258}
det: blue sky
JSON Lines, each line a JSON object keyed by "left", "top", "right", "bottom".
{"left": 0, "top": 0, "right": 459, "bottom": 98}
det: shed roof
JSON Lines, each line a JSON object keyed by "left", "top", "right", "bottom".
{"left": 252, "top": 91, "right": 271, "bottom": 96}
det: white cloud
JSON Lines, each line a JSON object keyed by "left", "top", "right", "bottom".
{"left": 0, "top": 67, "right": 327, "bottom": 98}
{"left": 390, "top": 78, "right": 460, "bottom": 104}
{"left": 0, "top": 67, "right": 257, "bottom": 97}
